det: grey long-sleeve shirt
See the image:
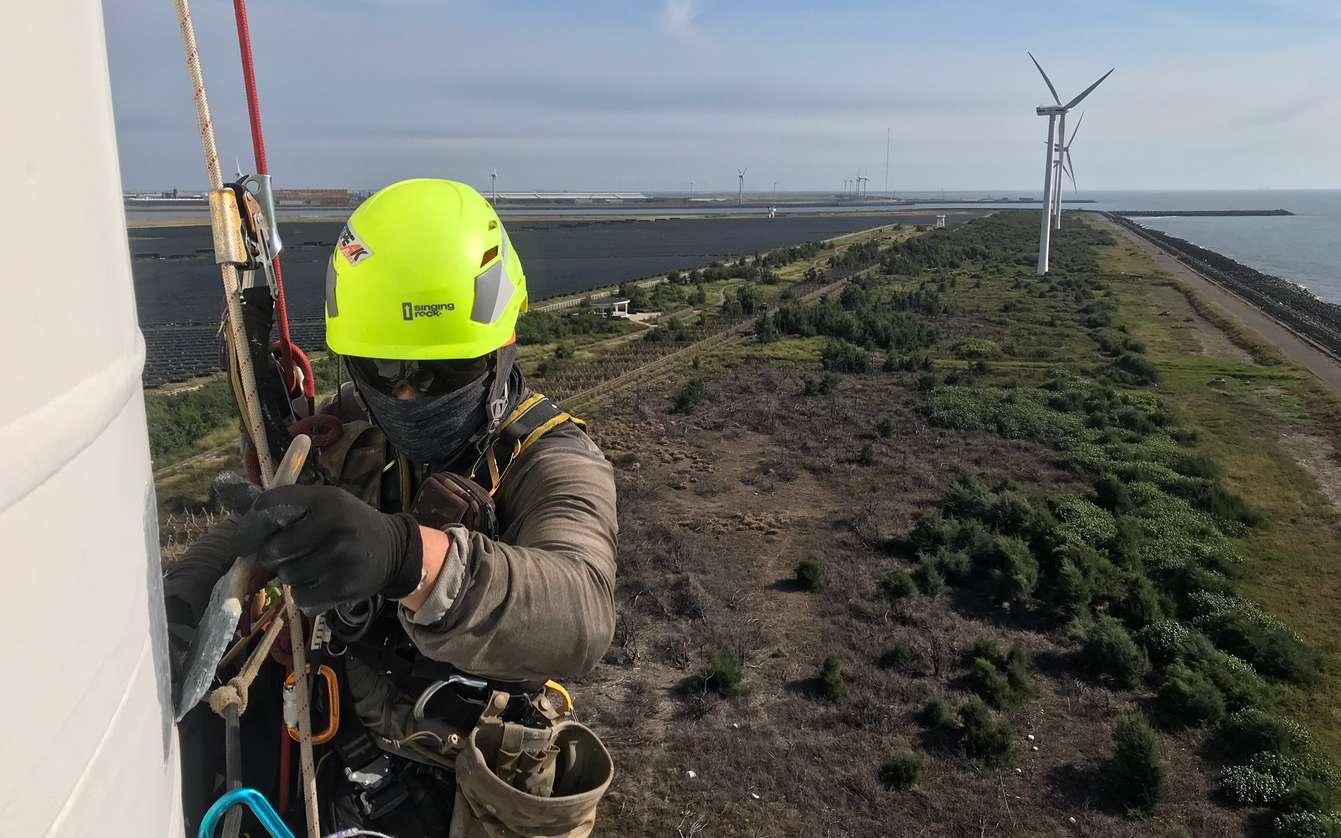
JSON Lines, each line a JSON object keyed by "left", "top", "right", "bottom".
{"left": 399, "top": 427, "right": 618, "bottom": 682}
{"left": 164, "top": 421, "right": 617, "bottom": 685}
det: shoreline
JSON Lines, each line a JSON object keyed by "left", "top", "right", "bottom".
{"left": 1102, "top": 212, "right": 1341, "bottom": 392}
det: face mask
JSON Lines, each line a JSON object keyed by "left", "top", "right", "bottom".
{"left": 357, "top": 369, "right": 493, "bottom": 471}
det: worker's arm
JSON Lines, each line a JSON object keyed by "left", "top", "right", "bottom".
{"left": 397, "top": 431, "right": 618, "bottom": 682}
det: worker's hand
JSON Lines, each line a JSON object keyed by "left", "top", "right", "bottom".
{"left": 231, "top": 484, "right": 424, "bottom": 611}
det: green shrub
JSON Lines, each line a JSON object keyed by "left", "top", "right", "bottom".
{"left": 876, "top": 416, "right": 896, "bottom": 438}
{"left": 959, "top": 696, "right": 1012, "bottom": 764}
{"left": 985, "top": 535, "right": 1038, "bottom": 607}
{"left": 920, "top": 695, "right": 957, "bottom": 729}
{"left": 878, "top": 641, "right": 916, "bottom": 671}
{"left": 858, "top": 443, "right": 876, "bottom": 466}
{"left": 801, "top": 372, "right": 839, "bottom": 396}
{"left": 694, "top": 647, "right": 747, "bottom": 697}
{"left": 795, "top": 559, "right": 825, "bottom": 592}
{"left": 1190, "top": 593, "right": 1321, "bottom": 685}
{"left": 1112, "top": 352, "right": 1161, "bottom": 385}
{"left": 913, "top": 558, "right": 946, "bottom": 595}
{"left": 1094, "top": 474, "right": 1135, "bottom": 515}
{"left": 1081, "top": 616, "right": 1150, "bottom": 688}
{"left": 821, "top": 339, "right": 872, "bottom": 373}
{"left": 819, "top": 656, "right": 847, "bottom": 702}
{"left": 1269, "top": 811, "right": 1341, "bottom": 838}
{"left": 672, "top": 376, "right": 706, "bottom": 413}
{"left": 1108, "top": 713, "right": 1165, "bottom": 816}
{"left": 970, "top": 658, "right": 1014, "bottom": 709}
{"left": 1156, "top": 663, "right": 1226, "bottom": 729}
{"left": 1218, "top": 709, "right": 1310, "bottom": 762}
{"left": 933, "top": 547, "right": 974, "bottom": 583}
{"left": 954, "top": 338, "right": 1000, "bottom": 360}
{"left": 1114, "top": 573, "right": 1165, "bottom": 632}
{"left": 878, "top": 750, "right": 924, "bottom": 790}
{"left": 879, "top": 569, "right": 918, "bottom": 601}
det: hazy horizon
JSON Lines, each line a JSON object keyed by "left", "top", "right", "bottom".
{"left": 106, "top": 1, "right": 1341, "bottom": 194}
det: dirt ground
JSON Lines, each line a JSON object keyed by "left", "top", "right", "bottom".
{"left": 574, "top": 359, "right": 1240, "bottom": 837}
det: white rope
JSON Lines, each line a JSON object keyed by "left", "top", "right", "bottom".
{"left": 170, "top": 0, "right": 275, "bottom": 486}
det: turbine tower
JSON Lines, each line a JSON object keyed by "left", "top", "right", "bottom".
{"left": 737, "top": 168, "right": 747, "bottom": 205}
{"left": 1053, "top": 113, "right": 1084, "bottom": 230}
{"left": 490, "top": 169, "right": 498, "bottom": 204}
{"left": 1029, "top": 52, "right": 1113, "bottom": 274}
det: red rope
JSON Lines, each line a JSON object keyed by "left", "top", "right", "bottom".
{"left": 232, "top": 0, "right": 302, "bottom": 400}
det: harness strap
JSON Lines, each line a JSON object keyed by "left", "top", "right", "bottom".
{"left": 482, "top": 392, "right": 585, "bottom": 494}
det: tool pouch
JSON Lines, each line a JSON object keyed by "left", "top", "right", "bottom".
{"left": 411, "top": 471, "right": 500, "bottom": 539}
{"left": 450, "top": 716, "right": 612, "bottom": 838}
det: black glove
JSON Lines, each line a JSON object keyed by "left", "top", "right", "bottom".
{"left": 232, "top": 484, "right": 424, "bottom": 611}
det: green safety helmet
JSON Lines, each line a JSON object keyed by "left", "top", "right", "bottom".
{"left": 324, "top": 178, "right": 527, "bottom": 360}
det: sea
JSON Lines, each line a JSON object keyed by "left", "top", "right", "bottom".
{"left": 127, "top": 189, "right": 1341, "bottom": 303}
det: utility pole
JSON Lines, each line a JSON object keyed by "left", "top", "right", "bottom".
{"left": 884, "top": 127, "right": 890, "bottom": 196}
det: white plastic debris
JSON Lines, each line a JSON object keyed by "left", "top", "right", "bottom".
{"left": 1014, "top": 768, "right": 1022, "bottom": 775}
{"left": 750, "top": 792, "right": 760, "bottom": 800}
{"left": 1026, "top": 734, "right": 1036, "bottom": 742}
{"left": 1031, "top": 745, "right": 1039, "bottom": 752}
{"left": 686, "top": 770, "right": 697, "bottom": 780}
{"left": 1069, "top": 816, "right": 1077, "bottom": 825}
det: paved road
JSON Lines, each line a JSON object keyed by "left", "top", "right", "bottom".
{"left": 1108, "top": 219, "right": 1341, "bottom": 393}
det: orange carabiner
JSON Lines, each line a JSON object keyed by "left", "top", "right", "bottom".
{"left": 284, "top": 664, "right": 340, "bottom": 745}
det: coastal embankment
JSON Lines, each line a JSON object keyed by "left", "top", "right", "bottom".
{"left": 1105, "top": 212, "right": 1341, "bottom": 391}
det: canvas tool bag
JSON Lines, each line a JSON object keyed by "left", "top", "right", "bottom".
{"left": 450, "top": 693, "right": 613, "bottom": 837}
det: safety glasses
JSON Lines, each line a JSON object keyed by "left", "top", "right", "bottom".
{"left": 346, "top": 354, "right": 489, "bottom": 398}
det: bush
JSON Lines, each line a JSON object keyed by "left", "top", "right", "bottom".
{"left": 672, "top": 376, "right": 706, "bottom": 413}
{"left": 876, "top": 416, "right": 896, "bottom": 438}
{"left": 984, "top": 535, "right": 1038, "bottom": 607}
{"left": 879, "top": 569, "right": 918, "bottom": 601}
{"left": 821, "top": 339, "right": 872, "bottom": 373}
{"left": 1112, "top": 352, "right": 1161, "bottom": 385}
{"left": 970, "top": 658, "right": 1015, "bottom": 709}
{"left": 921, "top": 695, "right": 957, "bottom": 729}
{"left": 801, "top": 373, "right": 838, "bottom": 396}
{"left": 858, "top": 443, "right": 876, "bottom": 466}
{"left": 1269, "top": 811, "right": 1341, "bottom": 838}
{"left": 1156, "top": 663, "right": 1226, "bottom": 729}
{"left": 878, "top": 641, "right": 916, "bottom": 671}
{"left": 1218, "top": 709, "right": 1309, "bottom": 762}
{"left": 1191, "top": 594, "right": 1321, "bottom": 685}
{"left": 1108, "top": 713, "right": 1165, "bottom": 816}
{"left": 912, "top": 558, "right": 946, "bottom": 595}
{"left": 933, "top": 547, "right": 974, "bottom": 583}
{"left": 1081, "top": 616, "right": 1150, "bottom": 688}
{"left": 879, "top": 750, "right": 924, "bottom": 790}
{"left": 1094, "top": 474, "right": 1135, "bottom": 515}
{"left": 1114, "top": 573, "right": 1165, "bottom": 631}
{"left": 795, "top": 559, "right": 825, "bottom": 592}
{"left": 694, "top": 647, "right": 747, "bottom": 697}
{"left": 819, "top": 656, "right": 847, "bottom": 702}
{"left": 959, "top": 696, "right": 1012, "bottom": 764}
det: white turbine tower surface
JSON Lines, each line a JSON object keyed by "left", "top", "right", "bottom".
{"left": 1028, "top": 52, "right": 1113, "bottom": 274}
{"left": 737, "top": 168, "right": 747, "bottom": 205}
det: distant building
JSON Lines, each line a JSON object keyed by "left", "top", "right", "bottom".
{"left": 274, "top": 188, "right": 350, "bottom": 207}
{"left": 589, "top": 297, "right": 630, "bottom": 318}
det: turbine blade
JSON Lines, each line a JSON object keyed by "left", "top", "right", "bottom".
{"left": 1067, "top": 112, "right": 1085, "bottom": 147}
{"left": 1065, "top": 68, "right": 1114, "bottom": 109}
{"left": 1028, "top": 51, "right": 1062, "bottom": 105}
{"left": 1064, "top": 151, "right": 1077, "bottom": 190}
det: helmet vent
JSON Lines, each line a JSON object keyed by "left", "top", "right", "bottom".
{"left": 480, "top": 245, "right": 499, "bottom": 267}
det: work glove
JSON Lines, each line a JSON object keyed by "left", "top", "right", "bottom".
{"left": 232, "top": 484, "right": 424, "bottom": 611}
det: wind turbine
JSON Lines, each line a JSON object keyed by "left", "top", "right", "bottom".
{"left": 1029, "top": 52, "right": 1113, "bottom": 274}
{"left": 1052, "top": 113, "right": 1084, "bottom": 230}
{"left": 737, "top": 168, "right": 747, "bottom": 205}
{"left": 490, "top": 169, "right": 497, "bottom": 204}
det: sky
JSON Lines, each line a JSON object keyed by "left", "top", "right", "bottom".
{"left": 104, "top": 0, "right": 1341, "bottom": 193}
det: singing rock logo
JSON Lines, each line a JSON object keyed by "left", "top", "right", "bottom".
{"left": 402, "top": 301, "right": 455, "bottom": 321}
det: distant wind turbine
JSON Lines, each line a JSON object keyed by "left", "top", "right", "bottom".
{"left": 1053, "top": 112, "right": 1084, "bottom": 229}
{"left": 737, "top": 168, "right": 747, "bottom": 205}
{"left": 490, "top": 169, "right": 498, "bottom": 204}
{"left": 1029, "top": 52, "right": 1113, "bottom": 274}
